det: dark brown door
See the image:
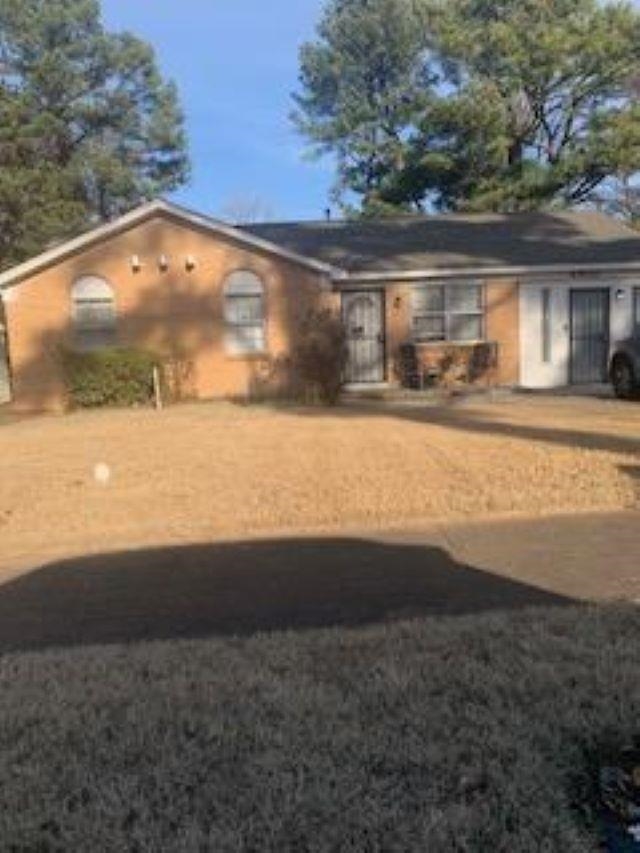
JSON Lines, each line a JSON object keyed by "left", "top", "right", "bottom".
{"left": 342, "top": 291, "right": 385, "bottom": 384}
{"left": 570, "top": 289, "right": 610, "bottom": 384}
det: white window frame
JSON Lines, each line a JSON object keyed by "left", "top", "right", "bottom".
{"left": 541, "top": 287, "right": 552, "bottom": 363}
{"left": 224, "top": 270, "right": 266, "bottom": 355}
{"left": 412, "top": 282, "right": 485, "bottom": 344}
{"left": 71, "top": 275, "right": 116, "bottom": 350}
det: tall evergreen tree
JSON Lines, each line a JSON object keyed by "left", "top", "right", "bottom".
{"left": 292, "top": 0, "right": 434, "bottom": 216}
{"left": 295, "top": 0, "right": 640, "bottom": 215}
{"left": 0, "top": 0, "right": 189, "bottom": 266}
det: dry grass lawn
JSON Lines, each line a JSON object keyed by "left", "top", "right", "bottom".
{"left": 0, "top": 395, "right": 638, "bottom": 568}
{"left": 2, "top": 604, "right": 640, "bottom": 851}
{"left": 1, "top": 398, "right": 639, "bottom": 851}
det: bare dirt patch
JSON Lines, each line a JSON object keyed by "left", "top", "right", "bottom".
{"left": 0, "top": 396, "right": 638, "bottom": 568}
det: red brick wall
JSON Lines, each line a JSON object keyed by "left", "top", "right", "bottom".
{"left": 3, "top": 215, "right": 330, "bottom": 411}
{"left": 3, "top": 218, "right": 522, "bottom": 412}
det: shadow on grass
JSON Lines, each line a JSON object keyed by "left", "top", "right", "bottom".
{"left": 0, "top": 406, "right": 25, "bottom": 427}
{"left": 620, "top": 464, "right": 640, "bottom": 501}
{"left": 267, "top": 398, "right": 640, "bottom": 458}
{"left": 0, "top": 537, "right": 573, "bottom": 653}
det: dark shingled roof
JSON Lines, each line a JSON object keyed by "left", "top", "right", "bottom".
{"left": 242, "top": 211, "right": 640, "bottom": 273}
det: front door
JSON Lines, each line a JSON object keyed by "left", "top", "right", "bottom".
{"left": 342, "top": 290, "right": 385, "bottom": 384}
{"left": 570, "top": 288, "right": 610, "bottom": 384}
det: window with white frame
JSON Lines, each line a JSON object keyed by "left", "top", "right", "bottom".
{"left": 412, "top": 282, "right": 485, "bottom": 343}
{"left": 224, "top": 271, "right": 266, "bottom": 354}
{"left": 71, "top": 275, "right": 116, "bottom": 350}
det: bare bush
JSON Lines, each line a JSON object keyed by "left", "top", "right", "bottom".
{"left": 289, "top": 308, "right": 348, "bottom": 404}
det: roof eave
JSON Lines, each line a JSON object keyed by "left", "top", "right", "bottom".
{"left": 0, "top": 199, "right": 340, "bottom": 290}
{"left": 339, "top": 260, "right": 640, "bottom": 283}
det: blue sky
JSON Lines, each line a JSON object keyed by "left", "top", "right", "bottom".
{"left": 102, "top": 0, "right": 331, "bottom": 222}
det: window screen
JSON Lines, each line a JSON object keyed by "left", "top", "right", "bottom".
{"left": 412, "top": 283, "right": 485, "bottom": 343}
{"left": 71, "top": 276, "right": 116, "bottom": 350}
{"left": 224, "top": 271, "right": 266, "bottom": 354}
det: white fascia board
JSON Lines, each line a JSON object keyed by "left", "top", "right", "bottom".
{"left": 339, "top": 261, "right": 640, "bottom": 284}
{"left": 0, "top": 199, "right": 341, "bottom": 291}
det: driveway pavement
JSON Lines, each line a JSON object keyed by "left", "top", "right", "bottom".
{"left": 0, "top": 511, "right": 637, "bottom": 653}
{"left": 394, "top": 510, "right": 640, "bottom": 602}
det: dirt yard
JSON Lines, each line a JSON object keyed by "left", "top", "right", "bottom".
{"left": 0, "top": 396, "right": 638, "bottom": 569}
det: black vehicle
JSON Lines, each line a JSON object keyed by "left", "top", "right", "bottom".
{"left": 610, "top": 339, "right": 640, "bottom": 400}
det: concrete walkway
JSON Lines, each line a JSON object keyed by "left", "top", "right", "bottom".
{"left": 385, "top": 510, "right": 640, "bottom": 603}
{"left": 0, "top": 510, "right": 637, "bottom": 654}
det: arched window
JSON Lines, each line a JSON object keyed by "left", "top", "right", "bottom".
{"left": 71, "top": 276, "right": 116, "bottom": 350}
{"left": 224, "top": 271, "right": 266, "bottom": 354}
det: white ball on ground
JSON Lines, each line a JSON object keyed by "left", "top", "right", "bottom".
{"left": 94, "top": 463, "right": 111, "bottom": 486}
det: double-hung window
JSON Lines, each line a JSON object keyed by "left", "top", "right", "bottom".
{"left": 412, "top": 282, "right": 485, "bottom": 343}
{"left": 71, "top": 276, "right": 116, "bottom": 350}
{"left": 224, "top": 271, "right": 266, "bottom": 355}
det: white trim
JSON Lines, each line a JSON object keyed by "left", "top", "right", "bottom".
{"left": 0, "top": 199, "right": 340, "bottom": 290}
{"left": 340, "top": 262, "right": 640, "bottom": 284}
{"left": 343, "top": 382, "right": 391, "bottom": 392}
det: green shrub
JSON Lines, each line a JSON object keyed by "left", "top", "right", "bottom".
{"left": 290, "top": 308, "right": 348, "bottom": 405}
{"left": 61, "top": 347, "right": 160, "bottom": 409}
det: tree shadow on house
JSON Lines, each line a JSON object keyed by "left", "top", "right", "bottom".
{"left": 5, "top": 215, "right": 328, "bottom": 411}
{"left": 0, "top": 536, "right": 573, "bottom": 654}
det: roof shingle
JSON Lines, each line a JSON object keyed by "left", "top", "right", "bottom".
{"left": 243, "top": 211, "right": 640, "bottom": 273}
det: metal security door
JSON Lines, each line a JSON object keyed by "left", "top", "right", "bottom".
{"left": 570, "top": 289, "right": 610, "bottom": 384}
{"left": 342, "top": 291, "right": 385, "bottom": 384}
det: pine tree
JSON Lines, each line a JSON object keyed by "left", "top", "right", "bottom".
{"left": 0, "top": 0, "right": 189, "bottom": 266}
{"left": 293, "top": 0, "right": 434, "bottom": 215}
{"left": 295, "top": 0, "right": 640, "bottom": 215}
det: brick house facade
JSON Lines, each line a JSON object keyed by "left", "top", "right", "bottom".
{"left": 0, "top": 200, "right": 639, "bottom": 411}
